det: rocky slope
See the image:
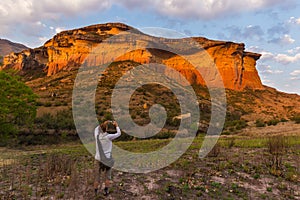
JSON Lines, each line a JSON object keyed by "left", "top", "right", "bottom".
{"left": 2, "top": 23, "right": 263, "bottom": 90}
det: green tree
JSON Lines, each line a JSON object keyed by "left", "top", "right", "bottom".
{"left": 0, "top": 71, "right": 37, "bottom": 136}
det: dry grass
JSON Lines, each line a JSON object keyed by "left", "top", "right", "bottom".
{"left": 0, "top": 134, "right": 299, "bottom": 199}
{"left": 0, "top": 152, "right": 96, "bottom": 199}
{"left": 239, "top": 121, "right": 300, "bottom": 137}
{"left": 266, "top": 135, "right": 289, "bottom": 176}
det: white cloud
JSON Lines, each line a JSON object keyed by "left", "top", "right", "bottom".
{"left": 257, "top": 64, "right": 271, "bottom": 71}
{"left": 263, "top": 79, "right": 272, "bottom": 83}
{"left": 0, "top": 0, "right": 296, "bottom": 48}
{"left": 36, "top": 21, "right": 46, "bottom": 28}
{"left": 269, "top": 34, "right": 295, "bottom": 45}
{"left": 260, "top": 51, "right": 275, "bottom": 61}
{"left": 257, "top": 50, "right": 300, "bottom": 64}
{"left": 261, "top": 78, "right": 274, "bottom": 86}
{"left": 288, "top": 17, "right": 300, "bottom": 25}
{"left": 114, "top": 0, "right": 288, "bottom": 20}
{"left": 289, "top": 69, "right": 300, "bottom": 82}
{"left": 247, "top": 46, "right": 263, "bottom": 52}
{"left": 0, "top": 0, "right": 111, "bottom": 35}
{"left": 221, "top": 25, "right": 265, "bottom": 42}
{"left": 55, "top": 27, "right": 66, "bottom": 34}
{"left": 243, "top": 25, "right": 264, "bottom": 40}
{"left": 0, "top": 0, "right": 287, "bottom": 27}
{"left": 280, "top": 34, "right": 295, "bottom": 44}
{"left": 290, "top": 77, "right": 300, "bottom": 80}
{"left": 290, "top": 70, "right": 300, "bottom": 76}
{"left": 267, "top": 23, "right": 289, "bottom": 37}
{"left": 258, "top": 64, "right": 283, "bottom": 75}
{"left": 261, "top": 70, "right": 283, "bottom": 75}
{"left": 275, "top": 53, "right": 300, "bottom": 64}
{"left": 287, "top": 47, "right": 300, "bottom": 54}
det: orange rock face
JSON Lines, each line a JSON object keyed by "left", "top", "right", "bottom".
{"left": 2, "top": 23, "right": 263, "bottom": 90}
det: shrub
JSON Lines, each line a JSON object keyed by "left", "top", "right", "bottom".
{"left": 280, "top": 118, "right": 288, "bottom": 122}
{"left": 235, "top": 124, "right": 242, "bottom": 130}
{"left": 54, "top": 102, "right": 62, "bottom": 106}
{"left": 104, "top": 112, "right": 113, "bottom": 120}
{"left": 34, "top": 109, "right": 75, "bottom": 130}
{"left": 225, "top": 120, "right": 247, "bottom": 131}
{"left": 267, "top": 119, "right": 280, "bottom": 126}
{"left": 36, "top": 101, "right": 43, "bottom": 106}
{"left": 221, "top": 131, "right": 231, "bottom": 135}
{"left": 44, "top": 102, "right": 52, "bottom": 107}
{"left": 255, "top": 119, "right": 266, "bottom": 127}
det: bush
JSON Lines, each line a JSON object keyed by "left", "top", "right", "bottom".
{"left": 104, "top": 112, "right": 113, "bottom": 121}
{"left": 224, "top": 119, "right": 247, "bottom": 132}
{"left": 267, "top": 119, "right": 280, "bottom": 126}
{"left": 54, "top": 102, "right": 62, "bottom": 106}
{"left": 221, "top": 131, "right": 231, "bottom": 135}
{"left": 280, "top": 118, "right": 288, "bottom": 122}
{"left": 35, "top": 109, "right": 75, "bottom": 130}
{"left": 291, "top": 115, "right": 300, "bottom": 124}
{"left": 36, "top": 101, "right": 43, "bottom": 106}
{"left": 44, "top": 102, "right": 52, "bottom": 107}
{"left": 255, "top": 119, "right": 266, "bottom": 127}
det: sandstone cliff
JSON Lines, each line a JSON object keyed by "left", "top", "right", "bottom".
{"left": 2, "top": 23, "right": 263, "bottom": 90}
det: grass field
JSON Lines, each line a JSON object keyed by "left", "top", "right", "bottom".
{"left": 0, "top": 135, "right": 299, "bottom": 199}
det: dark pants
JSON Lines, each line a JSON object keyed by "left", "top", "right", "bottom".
{"left": 94, "top": 160, "right": 112, "bottom": 189}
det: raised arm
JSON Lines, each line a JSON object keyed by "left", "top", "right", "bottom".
{"left": 107, "top": 121, "right": 121, "bottom": 140}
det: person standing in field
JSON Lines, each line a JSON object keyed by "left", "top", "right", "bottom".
{"left": 94, "top": 120, "right": 121, "bottom": 196}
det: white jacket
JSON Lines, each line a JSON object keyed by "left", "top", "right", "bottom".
{"left": 94, "top": 125, "right": 121, "bottom": 161}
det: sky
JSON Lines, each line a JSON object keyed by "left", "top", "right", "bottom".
{"left": 0, "top": 0, "right": 300, "bottom": 94}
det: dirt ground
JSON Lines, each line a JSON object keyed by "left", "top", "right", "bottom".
{"left": 0, "top": 123, "right": 299, "bottom": 200}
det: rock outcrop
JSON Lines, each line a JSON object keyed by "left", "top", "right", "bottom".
{"left": 2, "top": 23, "right": 263, "bottom": 90}
{"left": 2, "top": 47, "right": 47, "bottom": 72}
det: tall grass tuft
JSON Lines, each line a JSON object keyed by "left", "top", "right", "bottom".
{"left": 266, "top": 135, "right": 289, "bottom": 176}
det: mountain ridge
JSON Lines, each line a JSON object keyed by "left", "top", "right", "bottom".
{"left": 0, "top": 38, "right": 28, "bottom": 56}
{"left": 1, "top": 23, "right": 300, "bottom": 124}
{"left": 0, "top": 39, "right": 28, "bottom": 65}
{"left": 2, "top": 22, "right": 263, "bottom": 91}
